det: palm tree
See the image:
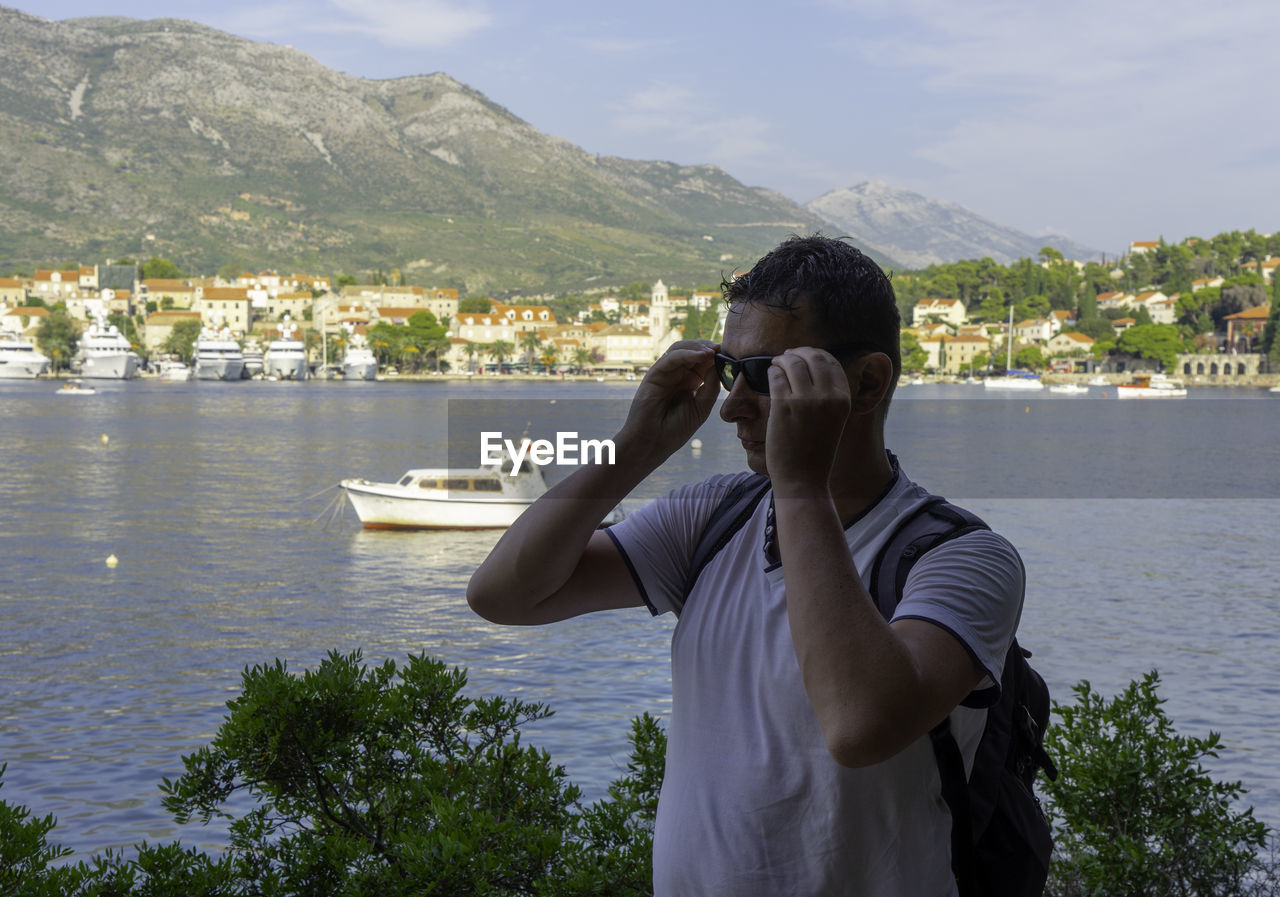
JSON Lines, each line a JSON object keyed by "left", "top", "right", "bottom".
{"left": 520, "top": 331, "right": 542, "bottom": 373}
{"left": 539, "top": 343, "right": 560, "bottom": 373}
{"left": 487, "top": 340, "right": 514, "bottom": 373}
{"left": 572, "top": 346, "right": 591, "bottom": 374}
{"left": 426, "top": 337, "right": 451, "bottom": 373}
{"left": 463, "top": 340, "right": 479, "bottom": 373}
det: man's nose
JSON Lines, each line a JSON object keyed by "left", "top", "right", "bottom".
{"left": 719, "top": 372, "right": 765, "bottom": 422}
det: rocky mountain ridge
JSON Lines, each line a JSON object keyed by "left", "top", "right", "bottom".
{"left": 0, "top": 6, "right": 851, "bottom": 293}
{"left": 807, "top": 181, "right": 1101, "bottom": 268}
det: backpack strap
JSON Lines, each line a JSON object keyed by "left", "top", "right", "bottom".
{"left": 866, "top": 494, "right": 992, "bottom": 897}
{"left": 675, "top": 473, "right": 771, "bottom": 617}
{"left": 867, "top": 495, "right": 990, "bottom": 620}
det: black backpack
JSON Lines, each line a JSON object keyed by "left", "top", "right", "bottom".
{"left": 679, "top": 474, "right": 1058, "bottom": 897}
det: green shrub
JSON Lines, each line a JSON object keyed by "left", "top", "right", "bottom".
{"left": 1043, "top": 671, "right": 1270, "bottom": 897}
{"left": 1, "top": 651, "right": 667, "bottom": 896}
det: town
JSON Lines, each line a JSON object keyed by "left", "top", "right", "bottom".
{"left": 1, "top": 233, "right": 1277, "bottom": 385}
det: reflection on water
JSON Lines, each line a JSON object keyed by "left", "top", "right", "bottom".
{"left": 0, "top": 379, "right": 1277, "bottom": 859}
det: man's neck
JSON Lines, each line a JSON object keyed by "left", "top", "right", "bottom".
{"left": 828, "top": 444, "right": 895, "bottom": 526}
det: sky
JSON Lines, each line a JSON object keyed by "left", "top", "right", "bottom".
{"left": 20, "top": 0, "right": 1280, "bottom": 256}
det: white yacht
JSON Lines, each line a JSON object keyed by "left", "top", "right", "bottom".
{"left": 193, "top": 327, "right": 245, "bottom": 381}
{"left": 0, "top": 332, "right": 51, "bottom": 378}
{"left": 241, "top": 340, "right": 265, "bottom": 379}
{"left": 264, "top": 317, "right": 309, "bottom": 380}
{"left": 76, "top": 312, "right": 139, "bottom": 380}
{"left": 341, "top": 327, "right": 378, "bottom": 380}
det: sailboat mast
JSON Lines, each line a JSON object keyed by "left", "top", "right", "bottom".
{"left": 1006, "top": 306, "right": 1014, "bottom": 370}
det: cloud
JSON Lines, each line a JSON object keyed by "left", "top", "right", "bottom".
{"left": 822, "top": 0, "right": 1280, "bottom": 244}
{"left": 610, "top": 81, "right": 777, "bottom": 172}
{"left": 316, "top": 0, "right": 492, "bottom": 49}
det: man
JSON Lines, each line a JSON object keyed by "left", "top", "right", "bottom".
{"left": 467, "top": 234, "right": 1024, "bottom": 895}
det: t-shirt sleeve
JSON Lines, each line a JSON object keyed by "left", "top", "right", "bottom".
{"left": 605, "top": 472, "right": 756, "bottom": 616}
{"left": 891, "top": 528, "right": 1025, "bottom": 707}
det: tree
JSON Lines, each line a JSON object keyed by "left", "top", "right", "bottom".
{"left": 141, "top": 257, "right": 184, "bottom": 280}
{"left": 539, "top": 342, "right": 560, "bottom": 372}
{"left": 1044, "top": 673, "right": 1267, "bottom": 897}
{"left": 462, "top": 340, "right": 479, "bottom": 373}
{"left": 520, "top": 331, "right": 543, "bottom": 372}
{"left": 458, "top": 297, "right": 492, "bottom": 314}
{"left": 160, "top": 318, "right": 203, "bottom": 364}
{"left": 35, "top": 309, "right": 78, "bottom": 373}
{"left": 573, "top": 346, "right": 591, "bottom": 373}
{"left": 900, "top": 331, "right": 928, "bottom": 372}
{"left": 1264, "top": 280, "right": 1280, "bottom": 367}
{"left": 1014, "top": 345, "right": 1045, "bottom": 371}
{"left": 486, "top": 340, "right": 514, "bottom": 370}
{"left": 1116, "top": 324, "right": 1185, "bottom": 370}
{"left": 217, "top": 263, "right": 245, "bottom": 282}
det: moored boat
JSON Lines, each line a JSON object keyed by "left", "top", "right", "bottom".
{"left": 264, "top": 317, "right": 309, "bottom": 380}
{"left": 341, "top": 443, "right": 623, "bottom": 530}
{"left": 341, "top": 326, "right": 378, "bottom": 380}
{"left": 0, "top": 332, "right": 50, "bottom": 378}
{"left": 1048, "top": 383, "right": 1089, "bottom": 394}
{"left": 75, "top": 311, "right": 139, "bottom": 380}
{"left": 193, "top": 327, "right": 245, "bottom": 381}
{"left": 1116, "top": 373, "right": 1187, "bottom": 399}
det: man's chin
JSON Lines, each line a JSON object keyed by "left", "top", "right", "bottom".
{"left": 744, "top": 448, "right": 768, "bottom": 476}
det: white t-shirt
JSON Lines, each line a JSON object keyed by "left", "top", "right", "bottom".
{"left": 606, "top": 461, "right": 1025, "bottom": 897}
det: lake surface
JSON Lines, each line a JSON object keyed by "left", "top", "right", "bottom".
{"left": 1, "top": 378, "right": 1278, "bottom": 858}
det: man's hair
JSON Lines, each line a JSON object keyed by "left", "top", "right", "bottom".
{"left": 721, "top": 233, "right": 901, "bottom": 379}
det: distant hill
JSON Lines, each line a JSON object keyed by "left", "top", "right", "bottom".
{"left": 0, "top": 6, "right": 895, "bottom": 294}
{"left": 806, "top": 181, "right": 1101, "bottom": 269}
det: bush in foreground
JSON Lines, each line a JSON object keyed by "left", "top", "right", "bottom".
{"left": 1043, "top": 670, "right": 1273, "bottom": 896}
{"left": 2, "top": 656, "right": 1276, "bottom": 895}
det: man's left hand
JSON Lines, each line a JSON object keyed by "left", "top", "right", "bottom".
{"left": 765, "top": 347, "right": 851, "bottom": 498}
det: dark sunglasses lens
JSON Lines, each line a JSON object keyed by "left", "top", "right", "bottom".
{"left": 715, "top": 356, "right": 735, "bottom": 391}
{"left": 741, "top": 358, "right": 772, "bottom": 394}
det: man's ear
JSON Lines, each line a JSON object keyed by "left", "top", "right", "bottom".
{"left": 849, "top": 353, "right": 894, "bottom": 415}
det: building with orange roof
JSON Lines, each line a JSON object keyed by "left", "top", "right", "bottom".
{"left": 1224, "top": 303, "right": 1272, "bottom": 352}
{"left": 939, "top": 334, "right": 994, "bottom": 375}
{"left": 0, "top": 277, "right": 27, "bottom": 306}
{"left": 1129, "top": 241, "right": 1159, "bottom": 255}
{"left": 1046, "top": 331, "right": 1096, "bottom": 356}
{"left": 200, "top": 287, "right": 253, "bottom": 332}
{"left": 1, "top": 305, "right": 50, "bottom": 336}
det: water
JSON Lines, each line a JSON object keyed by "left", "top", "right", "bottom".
{"left": 1, "top": 378, "right": 1278, "bottom": 859}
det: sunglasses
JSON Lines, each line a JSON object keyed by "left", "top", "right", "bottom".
{"left": 714, "top": 344, "right": 881, "bottom": 395}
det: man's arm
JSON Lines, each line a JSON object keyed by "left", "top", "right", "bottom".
{"left": 467, "top": 343, "right": 720, "bottom": 625}
{"left": 766, "top": 347, "right": 993, "bottom": 767}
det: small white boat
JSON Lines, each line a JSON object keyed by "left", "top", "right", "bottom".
{"left": 1048, "top": 383, "right": 1089, "bottom": 394}
{"left": 984, "top": 308, "right": 1044, "bottom": 391}
{"left": 341, "top": 442, "right": 623, "bottom": 530}
{"left": 157, "top": 358, "right": 193, "bottom": 381}
{"left": 1115, "top": 373, "right": 1187, "bottom": 399}
{"left": 1269, "top": 383, "right": 1280, "bottom": 394}
{"left": 983, "top": 373, "right": 1044, "bottom": 391}
{"left": 56, "top": 379, "right": 96, "bottom": 395}
{"left": 1087, "top": 375, "right": 1108, "bottom": 386}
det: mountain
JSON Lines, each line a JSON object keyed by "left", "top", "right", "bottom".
{"left": 0, "top": 7, "right": 887, "bottom": 294}
{"left": 806, "top": 181, "right": 1101, "bottom": 269}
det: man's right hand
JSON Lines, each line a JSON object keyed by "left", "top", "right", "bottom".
{"left": 617, "top": 341, "right": 720, "bottom": 464}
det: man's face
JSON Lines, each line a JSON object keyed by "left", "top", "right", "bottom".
{"left": 717, "top": 299, "right": 847, "bottom": 474}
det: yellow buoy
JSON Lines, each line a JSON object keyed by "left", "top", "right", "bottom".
{"left": 1025, "top": 406, "right": 1030, "bottom": 413}
{"left": 101, "top": 434, "right": 109, "bottom": 444}
{"left": 106, "top": 554, "right": 119, "bottom": 567}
